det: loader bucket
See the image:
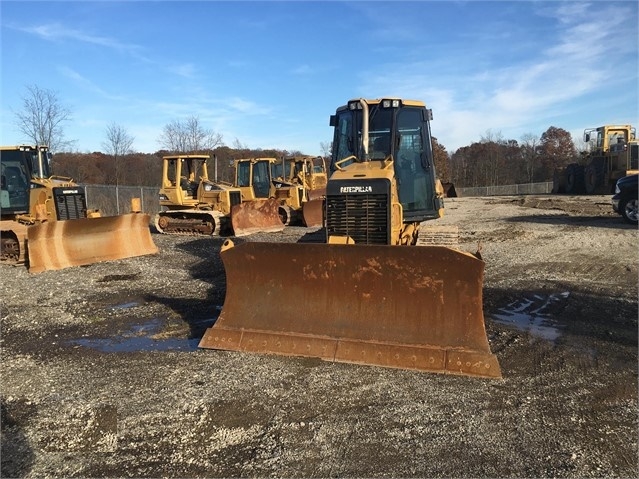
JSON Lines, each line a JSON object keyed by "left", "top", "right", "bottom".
{"left": 302, "top": 198, "right": 324, "bottom": 227}
{"left": 27, "top": 213, "right": 158, "bottom": 273}
{"left": 199, "top": 241, "right": 501, "bottom": 379}
{"left": 230, "top": 198, "right": 285, "bottom": 237}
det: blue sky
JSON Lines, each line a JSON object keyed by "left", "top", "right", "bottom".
{"left": 1, "top": 0, "right": 637, "bottom": 156}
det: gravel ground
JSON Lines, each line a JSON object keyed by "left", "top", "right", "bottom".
{"left": 1, "top": 194, "right": 637, "bottom": 478}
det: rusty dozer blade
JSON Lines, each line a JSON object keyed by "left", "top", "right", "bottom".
{"left": 307, "top": 187, "right": 326, "bottom": 201}
{"left": 199, "top": 241, "right": 501, "bottom": 379}
{"left": 230, "top": 198, "right": 285, "bottom": 237}
{"left": 27, "top": 213, "right": 158, "bottom": 273}
{"left": 302, "top": 198, "right": 324, "bottom": 227}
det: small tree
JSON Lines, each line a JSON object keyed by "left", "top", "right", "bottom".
{"left": 431, "top": 137, "right": 450, "bottom": 182}
{"left": 14, "top": 84, "right": 74, "bottom": 152}
{"left": 102, "top": 123, "right": 135, "bottom": 186}
{"left": 539, "top": 126, "right": 577, "bottom": 179}
{"left": 520, "top": 133, "right": 540, "bottom": 183}
{"left": 320, "top": 141, "right": 333, "bottom": 158}
{"left": 158, "top": 116, "right": 223, "bottom": 153}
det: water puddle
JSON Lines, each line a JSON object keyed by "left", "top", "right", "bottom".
{"left": 490, "top": 292, "right": 570, "bottom": 341}
{"left": 110, "top": 300, "right": 144, "bottom": 310}
{"left": 68, "top": 317, "right": 216, "bottom": 353}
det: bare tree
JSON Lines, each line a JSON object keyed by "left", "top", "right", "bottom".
{"left": 158, "top": 116, "right": 224, "bottom": 153}
{"left": 480, "top": 129, "right": 505, "bottom": 186}
{"left": 14, "top": 84, "right": 74, "bottom": 152}
{"left": 102, "top": 123, "right": 135, "bottom": 186}
{"left": 520, "top": 133, "right": 540, "bottom": 183}
{"left": 320, "top": 141, "right": 333, "bottom": 158}
{"left": 232, "top": 138, "right": 248, "bottom": 149}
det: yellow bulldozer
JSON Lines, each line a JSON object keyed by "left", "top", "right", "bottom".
{"left": 229, "top": 158, "right": 284, "bottom": 236}
{"left": 155, "top": 154, "right": 241, "bottom": 236}
{"left": 271, "top": 156, "right": 327, "bottom": 227}
{"left": 156, "top": 154, "right": 284, "bottom": 237}
{"left": 553, "top": 125, "right": 638, "bottom": 194}
{"left": 199, "top": 98, "right": 501, "bottom": 379}
{"left": 0, "top": 145, "right": 157, "bottom": 273}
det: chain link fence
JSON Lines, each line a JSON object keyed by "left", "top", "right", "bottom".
{"left": 84, "top": 185, "right": 160, "bottom": 216}
{"left": 82, "top": 181, "right": 555, "bottom": 216}
{"left": 456, "top": 181, "right": 553, "bottom": 197}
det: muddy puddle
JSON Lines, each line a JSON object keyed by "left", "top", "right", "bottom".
{"left": 490, "top": 292, "right": 570, "bottom": 341}
{"left": 68, "top": 317, "right": 216, "bottom": 353}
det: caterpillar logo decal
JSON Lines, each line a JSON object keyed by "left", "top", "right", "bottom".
{"left": 339, "top": 185, "right": 373, "bottom": 193}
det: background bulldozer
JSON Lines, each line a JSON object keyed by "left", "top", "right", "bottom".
{"left": 155, "top": 154, "right": 285, "bottom": 237}
{"left": 553, "top": 125, "right": 638, "bottom": 194}
{"left": 271, "top": 156, "right": 327, "bottom": 227}
{"left": 155, "top": 154, "right": 241, "bottom": 236}
{"left": 229, "top": 158, "right": 284, "bottom": 236}
{"left": 0, "top": 145, "right": 157, "bottom": 273}
{"left": 200, "top": 98, "right": 501, "bottom": 379}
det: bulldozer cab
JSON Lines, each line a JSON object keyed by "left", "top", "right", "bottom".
{"left": 329, "top": 98, "right": 442, "bottom": 225}
{"left": 272, "top": 158, "right": 293, "bottom": 182}
{"left": 161, "top": 155, "right": 209, "bottom": 206}
{"left": 234, "top": 158, "right": 275, "bottom": 200}
{"left": 0, "top": 149, "right": 34, "bottom": 215}
{"left": 0, "top": 145, "right": 54, "bottom": 215}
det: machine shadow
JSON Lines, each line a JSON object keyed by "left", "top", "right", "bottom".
{"left": 504, "top": 214, "right": 631, "bottom": 229}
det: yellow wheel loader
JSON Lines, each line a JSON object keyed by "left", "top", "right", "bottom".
{"left": 0, "top": 145, "right": 157, "bottom": 273}
{"left": 553, "top": 125, "right": 638, "bottom": 194}
{"left": 229, "top": 158, "right": 284, "bottom": 237}
{"left": 199, "top": 98, "right": 501, "bottom": 379}
{"left": 155, "top": 154, "right": 242, "bottom": 236}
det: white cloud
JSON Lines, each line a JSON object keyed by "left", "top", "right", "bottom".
{"left": 357, "top": 2, "right": 637, "bottom": 151}
{"left": 167, "top": 63, "right": 198, "bottom": 78}
{"left": 13, "top": 22, "right": 142, "bottom": 54}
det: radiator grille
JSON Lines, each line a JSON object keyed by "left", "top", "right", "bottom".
{"left": 326, "top": 194, "right": 389, "bottom": 244}
{"left": 53, "top": 187, "right": 87, "bottom": 220}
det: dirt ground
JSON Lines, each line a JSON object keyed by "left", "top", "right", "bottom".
{"left": 1, "top": 194, "right": 637, "bottom": 478}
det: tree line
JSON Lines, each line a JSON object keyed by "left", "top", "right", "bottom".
{"left": 10, "top": 85, "right": 582, "bottom": 188}
{"left": 51, "top": 146, "right": 306, "bottom": 187}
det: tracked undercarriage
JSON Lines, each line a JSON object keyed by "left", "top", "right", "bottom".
{"left": 154, "top": 210, "right": 227, "bottom": 236}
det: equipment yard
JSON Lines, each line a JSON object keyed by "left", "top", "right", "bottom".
{"left": 1, "top": 195, "right": 637, "bottom": 478}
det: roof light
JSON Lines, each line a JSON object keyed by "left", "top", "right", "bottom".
{"left": 381, "top": 99, "right": 401, "bottom": 108}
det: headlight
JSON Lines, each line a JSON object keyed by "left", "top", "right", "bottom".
{"left": 159, "top": 194, "right": 169, "bottom": 200}
{"left": 614, "top": 180, "right": 622, "bottom": 194}
{"left": 204, "top": 184, "right": 213, "bottom": 192}
{"left": 381, "top": 99, "right": 401, "bottom": 108}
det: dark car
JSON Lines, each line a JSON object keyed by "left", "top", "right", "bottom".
{"left": 612, "top": 174, "right": 638, "bottom": 225}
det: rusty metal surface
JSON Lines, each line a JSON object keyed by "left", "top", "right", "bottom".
{"left": 230, "top": 199, "right": 284, "bottom": 237}
{"left": 27, "top": 213, "right": 158, "bottom": 273}
{"left": 199, "top": 242, "right": 501, "bottom": 378}
{"left": 307, "top": 187, "right": 326, "bottom": 201}
{"left": 302, "top": 198, "right": 324, "bottom": 227}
